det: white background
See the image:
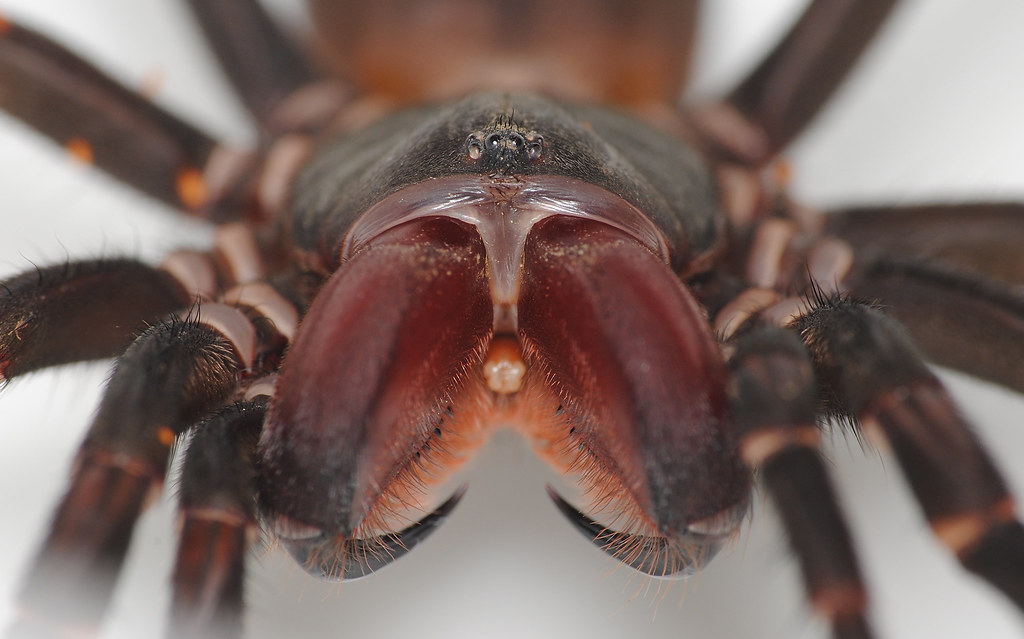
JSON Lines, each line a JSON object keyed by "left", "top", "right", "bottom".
{"left": 0, "top": 1, "right": 1022, "bottom": 638}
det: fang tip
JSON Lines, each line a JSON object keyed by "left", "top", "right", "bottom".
{"left": 546, "top": 486, "right": 725, "bottom": 579}
{"left": 283, "top": 485, "right": 467, "bottom": 581}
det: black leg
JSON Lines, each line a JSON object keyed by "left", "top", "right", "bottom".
{"left": 5, "top": 258, "right": 299, "bottom": 636}
{"left": 7, "top": 319, "right": 241, "bottom": 638}
{"left": 183, "top": 0, "right": 340, "bottom": 136}
{"left": 823, "top": 203, "right": 1024, "bottom": 394}
{"left": 729, "top": 326, "right": 874, "bottom": 639}
{"left": 843, "top": 257, "right": 1024, "bottom": 396}
{"left": 792, "top": 298, "right": 1024, "bottom": 612}
{"left": 0, "top": 19, "right": 239, "bottom": 213}
{"left": 0, "top": 260, "right": 190, "bottom": 380}
{"left": 827, "top": 203, "right": 1024, "bottom": 285}
{"left": 728, "top": 0, "right": 900, "bottom": 157}
{"left": 0, "top": 217, "right": 298, "bottom": 383}
{"left": 691, "top": 0, "right": 901, "bottom": 164}
{"left": 171, "top": 398, "right": 266, "bottom": 639}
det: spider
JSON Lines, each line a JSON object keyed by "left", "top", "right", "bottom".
{"left": 0, "top": 1, "right": 1022, "bottom": 638}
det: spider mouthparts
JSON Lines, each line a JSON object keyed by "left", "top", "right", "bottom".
{"left": 281, "top": 485, "right": 467, "bottom": 582}
{"left": 546, "top": 486, "right": 728, "bottom": 579}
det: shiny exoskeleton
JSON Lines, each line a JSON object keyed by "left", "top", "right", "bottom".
{"left": 0, "top": 2, "right": 1023, "bottom": 639}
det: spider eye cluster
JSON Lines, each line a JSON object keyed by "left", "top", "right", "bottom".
{"left": 465, "top": 130, "right": 543, "bottom": 165}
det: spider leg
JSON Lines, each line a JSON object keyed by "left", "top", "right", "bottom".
{"left": 792, "top": 298, "right": 1024, "bottom": 612}
{"left": 822, "top": 202, "right": 1024, "bottom": 393}
{"left": 0, "top": 18, "right": 246, "bottom": 214}
{"left": 729, "top": 326, "right": 873, "bottom": 639}
{"left": 8, "top": 317, "right": 243, "bottom": 638}
{"left": 171, "top": 397, "right": 266, "bottom": 639}
{"left": 0, "top": 259, "right": 191, "bottom": 380}
{"left": 826, "top": 203, "right": 1024, "bottom": 285}
{"left": 844, "top": 258, "right": 1024, "bottom": 396}
{"left": 691, "top": 0, "right": 900, "bottom": 164}
{"left": 5, "top": 225, "right": 300, "bottom": 636}
{"left": 0, "top": 220, "right": 299, "bottom": 381}
{"left": 173, "top": 384, "right": 467, "bottom": 635}
{"left": 183, "top": 0, "right": 344, "bottom": 137}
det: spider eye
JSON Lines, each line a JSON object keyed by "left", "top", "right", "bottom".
{"left": 527, "top": 135, "right": 544, "bottom": 161}
{"left": 485, "top": 131, "right": 525, "bottom": 153}
{"left": 466, "top": 135, "right": 483, "bottom": 160}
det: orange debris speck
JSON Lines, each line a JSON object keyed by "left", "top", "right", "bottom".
{"left": 156, "top": 426, "right": 176, "bottom": 447}
{"left": 773, "top": 158, "right": 793, "bottom": 188}
{"left": 0, "top": 14, "right": 11, "bottom": 36}
{"left": 65, "top": 137, "right": 94, "bottom": 165}
{"left": 176, "top": 167, "right": 208, "bottom": 210}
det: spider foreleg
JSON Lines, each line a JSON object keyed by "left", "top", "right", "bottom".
{"left": 9, "top": 317, "right": 242, "bottom": 638}
{"left": 793, "top": 298, "right": 1024, "bottom": 611}
{"left": 0, "top": 259, "right": 191, "bottom": 380}
{"left": 728, "top": 326, "right": 873, "bottom": 639}
{"left": 171, "top": 397, "right": 266, "bottom": 639}
{"left": 0, "top": 217, "right": 297, "bottom": 382}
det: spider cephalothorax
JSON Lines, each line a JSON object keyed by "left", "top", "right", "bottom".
{"left": 0, "top": 2, "right": 1023, "bottom": 638}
